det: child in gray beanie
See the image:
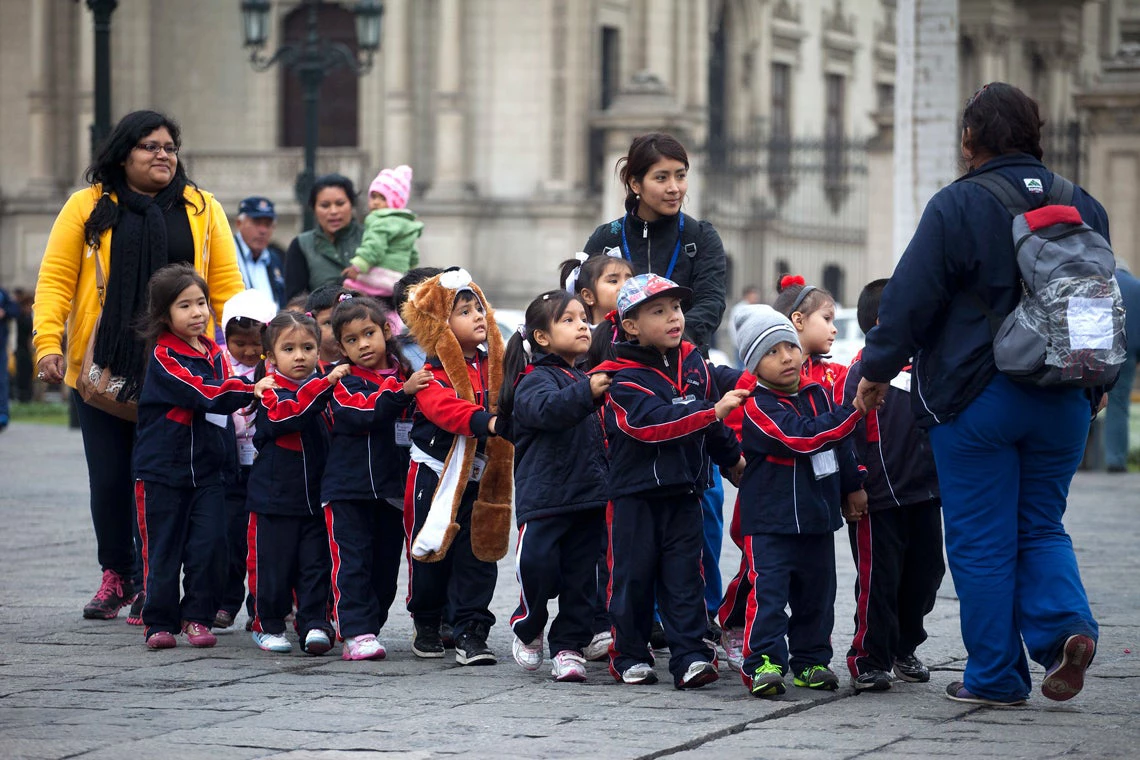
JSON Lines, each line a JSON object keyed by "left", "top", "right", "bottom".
{"left": 730, "top": 302, "right": 867, "bottom": 699}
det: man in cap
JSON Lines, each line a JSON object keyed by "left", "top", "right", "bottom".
{"left": 233, "top": 196, "right": 286, "bottom": 308}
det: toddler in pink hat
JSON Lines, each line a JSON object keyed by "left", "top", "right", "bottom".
{"left": 343, "top": 164, "right": 424, "bottom": 298}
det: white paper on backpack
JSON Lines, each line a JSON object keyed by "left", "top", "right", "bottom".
{"left": 1067, "top": 297, "right": 1114, "bottom": 350}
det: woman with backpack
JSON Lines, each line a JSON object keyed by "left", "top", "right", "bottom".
{"left": 854, "top": 83, "right": 1110, "bottom": 707}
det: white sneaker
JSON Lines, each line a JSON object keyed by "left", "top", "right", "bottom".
{"left": 342, "top": 634, "right": 386, "bottom": 661}
{"left": 512, "top": 635, "right": 544, "bottom": 671}
{"left": 551, "top": 650, "right": 587, "bottom": 682}
{"left": 302, "top": 628, "right": 332, "bottom": 655}
{"left": 583, "top": 631, "right": 612, "bottom": 662}
{"left": 676, "top": 660, "right": 719, "bottom": 690}
{"left": 621, "top": 663, "right": 658, "bottom": 685}
{"left": 721, "top": 627, "right": 745, "bottom": 673}
{"left": 251, "top": 631, "right": 292, "bottom": 653}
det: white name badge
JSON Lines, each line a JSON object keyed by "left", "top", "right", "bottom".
{"left": 394, "top": 420, "right": 413, "bottom": 447}
{"left": 811, "top": 449, "right": 839, "bottom": 480}
{"left": 672, "top": 394, "right": 697, "bottom": 405}
{"left": 205, "top": 412, "right": 229, "bottom": 429}
{"left": 889, "top": 371, "right": 912, "bottom": 393}
{"left": 470, "top": 454, "right": 488, "bottom": 483}
{"left": 238, "top": 440, "right": 257, "bottom": 466}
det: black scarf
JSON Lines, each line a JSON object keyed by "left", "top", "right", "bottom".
{"left": 93, "top": 182, "right": 185, "bottom": 401}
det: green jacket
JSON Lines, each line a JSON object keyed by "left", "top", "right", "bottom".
{"left": 350, "top": 208, "right": 424, "bottom": 273}
{"left": 295, "top": 219, "right": 364, "bottom": 292}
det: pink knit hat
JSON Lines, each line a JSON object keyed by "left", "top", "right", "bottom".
{"left": 369, "top": 164, "right": 413, "bottom": 210}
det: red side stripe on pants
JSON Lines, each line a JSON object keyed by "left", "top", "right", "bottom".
{"left": 403, "top": 461, "right": 419, "bottom": 608}
{"left": 246, "top": 513, "right": 261, "bottom": 633}
{"left": 717, "top": 494, "right": 749, "bottom": 628}
{"left": 740, "top": 534, "right": 759, "bottom": 688}
{"left": 605, "top": 500, "right": 622, "bottom": 681}
{"left": 509, "top": 523, "right": 530, "bottom": 628}
{"left": 134, "top": 480, "right": 150, "bottom": 635}
{"left": 847, "top": 515, "right": 874, "bottom": 677}
{"left": 325, "top": 506, "right": 344, "bottom": 638}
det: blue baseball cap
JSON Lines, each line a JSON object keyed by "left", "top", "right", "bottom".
{"left": 237, "top": 196, "right": 276, "bottom": 220}
{"left": 616, "top": 273, "right": 692, "bottom": 319}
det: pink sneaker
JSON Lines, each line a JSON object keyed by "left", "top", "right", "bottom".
{"left": 146, "top": 631, "right": 177, "bottom": 649}
{"left": 342, "top": 634, "right": 386, "bottom": 661}
{"left": 182, "top": 621, "right": 217, "bottom": 648}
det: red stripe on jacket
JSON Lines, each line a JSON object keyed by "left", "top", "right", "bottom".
{"left": 608, "top": 384, "right": 719, "bottom": 443}
{"left": 743, "top": 395, "right": 861, "bottom": 454}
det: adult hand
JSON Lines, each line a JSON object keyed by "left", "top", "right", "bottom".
{"left": 36, "top": 355, "right": 65, "bottom": 385}
{"left": 855, "top": 378, "right": 889, "bottom": 414}
{"left": 843, "top": 489, "right": 869, "bottom": 523}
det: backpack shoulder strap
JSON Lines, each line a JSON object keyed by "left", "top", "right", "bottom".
{"left": 963, "top": 172, "right": 1032, "bottom": 216}
{"left": 1047, "top": 174, "right": 1076, "bottom": 206}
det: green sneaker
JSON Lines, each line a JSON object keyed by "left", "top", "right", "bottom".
{"left": 794, "top": 664, "right": 840, "bottom": 690}
{"left": 749, "top": 655, "right": 786, "bottom": 698}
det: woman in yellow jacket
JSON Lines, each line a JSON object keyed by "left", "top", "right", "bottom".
{"left": 33, "top": 110, "right": 244, "bottom": 625}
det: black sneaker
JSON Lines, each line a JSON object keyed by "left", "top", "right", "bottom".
{"left": 704, "top": 618, "right": 723, "bottom": 649}
{"left": 83, "top": 570, "right": 135, "bottom": 620}
{"left": 412, "top": 621, "right": 445, "bottom": 659}
{"left": 650, "top": 620, "right": 668, "bottom": 651}
{"left": 852, "top": 670, "right": 893, "bottom": 692}
{"left": 893, "top": 654, "right": 930, "bottom": 683}
{"left": 455, "top": 626, "right": 497, "bottom": 666}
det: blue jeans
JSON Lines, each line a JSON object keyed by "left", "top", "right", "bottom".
{"left": 700, "top": 469, "right": 725, "bottom": 615}
{"left": 928, "top": 374, "right": 1098, "bottom": 702}
{"left": 1104, "top": 357, "right": 1137, "bottom": 470}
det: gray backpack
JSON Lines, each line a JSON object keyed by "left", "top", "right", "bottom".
{"left": 966, "top": 172, "right": 1125, "bottom": 388}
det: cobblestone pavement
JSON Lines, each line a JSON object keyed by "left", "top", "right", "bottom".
{"left": 1, "top": 422, "right": 1138, "bottom": 759}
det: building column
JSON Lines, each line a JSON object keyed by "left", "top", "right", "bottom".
{"left": 427, "top": 0, "right": 470, "bottom": 199}
{"left": 893, "top": 0, "right": 960, "bottom": 259}
{"left": 25, "top": 0, "right": 56, "bottom": 197}
{"left": 381, "top": 0, "right": 412, "bottom": 165}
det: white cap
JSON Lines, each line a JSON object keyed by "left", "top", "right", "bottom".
{"left": 221, "top": 289, "right": 278, "bottom": 333}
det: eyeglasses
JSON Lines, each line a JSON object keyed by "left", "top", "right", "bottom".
{"left": 135, "top": 142, "right": 179, "bottom": 155}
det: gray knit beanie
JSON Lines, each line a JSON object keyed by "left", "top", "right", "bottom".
{"left": 735, "top": 304, "right": 801, "bottom": 371}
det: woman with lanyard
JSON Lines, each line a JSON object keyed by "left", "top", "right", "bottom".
{"left": 582, "top": 132, "right": 728, "bottom": 356}
{"left": 581, "top": 132, "right": 730, "bottom": 645}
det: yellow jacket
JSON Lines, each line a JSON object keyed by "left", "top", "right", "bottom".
{"left": 33, "top": 184, "right": 245, "bottom": 388}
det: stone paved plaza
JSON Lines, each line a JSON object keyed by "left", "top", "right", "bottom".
{"left": 1, "top": 421, "right": 1138, "bottom": 759}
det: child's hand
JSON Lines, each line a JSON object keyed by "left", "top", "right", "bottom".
{"left": 325, "top": 363, "right": 352, "bottom": 385}
{"left": 843, "top": 489, "right": 869, "bottom": 523}
{"left": 714, "top": 389, "right": 750, "bottom": 420}
{"left": 253, "top": 375, "right": 278, "bottom": 398}
{"left": 725, "top": 456, "right": 746, "bottom": 487}
{"left": 341, "top": 264, "right": 361, "bottom": 280}
{"left": 403, "top": 368, "right": 432, "bottom": 396}
{"left": 589, "top": 372, "right": 612, "bottom": 399}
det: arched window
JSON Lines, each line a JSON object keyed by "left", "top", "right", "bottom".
{"left": 822, "top": 264, "right": 844, "bottom": 303}
{"left": 280, "top": 3, "right": 359, "bottom": 148}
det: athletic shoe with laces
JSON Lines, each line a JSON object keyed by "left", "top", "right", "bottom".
{"left": 1041, "top": 634, "right": 1095, "bottom": 702}
{"left": 512, "top": 636, "right": 544, "bottom": 671}
{"left": 455, "top": 627, "right": 497, "bottom": 666}
{"left": 676, "top": 661, "right": 719, "bottom": 690}
{"left": 750, "top": 655, "right": 787, "bottom": 697}
{"left": 126, "top": 594, "right": 144, "bottom": 626}
{"left": 83, "top": 569, "right": 135, "bottom": 620}
{"left": 852, "top": 670, "right": 893, "bottom": 691}
{"left": 251, "top": 630, "right": 293, "bottom": 653}
{"left": 945, "top": 680, "right": 1026, "bottom": 707}
{"left": 721, "top": 627, "right": 745, "bottom": 673}
{"left": 583, "top": 631, "right": 612, "bottom": 662}
{"left": 794, "top": 664, "right": 840, "bottom": 690}
{"left": 621, "top": 663, "right": 658, "bottom": 685}
{"left": 342, "top": 634, "right": 386, "bottom": 661}
{"left": 649, "top": 620, "right": 669, "bottom": 651}
{"left": 412, "top": 621, "right": 445, "bottom": 658}
{"left": 181, "top": 621, "right": 217, "bottom": 648}
{"left": 213, "top": 609, "right": 235, "bottom": 630}
{"left": 146, "top": 630, "right": 177, "bottom": 649}
{"left": 893, "top": 654, "right": 930, "bottom": 683}
{"left": 550, "top": 650, "right": 588, "bottom": 682}
{"left": 302, "top": 628, "right": 332, "bottom": 655}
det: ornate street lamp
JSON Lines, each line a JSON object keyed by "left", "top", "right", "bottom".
{"left": 240, "top": 0, "right": 383, "bottom": 230}
{"left": 74, "top": 0, "right": 119, "bottom": 159}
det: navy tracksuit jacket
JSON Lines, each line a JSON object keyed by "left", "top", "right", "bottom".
{"left": 133, "top": 332, "right": 257, "bottom": 638}
{"left": 508, "top": 353, "right": 608, "bottom": 655}
{"left": 837, "top": 352, "right": 945, "bottom": 677}
{"left": 246, "top": 371, "right": 336, "bottom": 639}
{"left": 322, "top": 362, "right": 415, "bottom": 639}
{"left": 737, "top": 380, "right": 863, "bottom": 677}
{"left": 595, "top": 340, "right": 741, "bottom": 684}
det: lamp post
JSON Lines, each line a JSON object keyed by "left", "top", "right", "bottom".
{"left": 76, "top": 0, "right": 118, "bottom": 159}
{"left": 241, "top": 0, "right": 383, "bottom": 231}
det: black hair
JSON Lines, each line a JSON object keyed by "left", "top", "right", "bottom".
{"left": 138, "top": 263, "right": 210, "bottom": 344}
{"left": 250, "top": 310, "right": 319, "bottom": 383}
{"left": 774, "top": 274, "right": 835, "bottom": 319}
{"left": 308, "top": 173, "right": 357, "bottom": 209}
{"left": 617, "top": 132, "right": 690, "bottom": 212}
{"left": 224, "top": 315, "right": 263, "bottom": 341}
{"left": 585, "top": 309, "right": 627, "bottom": 369}
{"left": 856, "top": 278, "right": 890, "bottom": 336}
{"left": 330, "top": 295, "right": 411, "bottom": 375}
{"left": 453, "top": 289, "right": 480, "bottom": 308}
{"left": 558, "top": 254, "right": 635, "bottom": 323}
{"left": 305, "top": 284, "right": 355, "bottom": 315}
{"left": 83, "top": 110, "right": 202, "bottom": 247}
{"left": 285, "top": 293, "right": 310, "bottom": 313}
{"left": 498, "top": 290, "right": 584, "bottom": 421}
{"left": 961, "top": 82, "right": 1044, "bottom": 162}
{"left": 393, "top": 266, "right": 445, "bottom": 312}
